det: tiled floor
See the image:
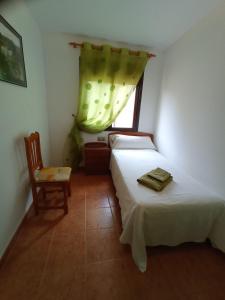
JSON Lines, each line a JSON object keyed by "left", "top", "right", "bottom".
{"left": 0, "top": 170, "right": 225, "bottom": 300}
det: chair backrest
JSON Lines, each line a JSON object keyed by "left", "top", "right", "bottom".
{"left": 24, "top": 132, "right": 43, "bottom": 182}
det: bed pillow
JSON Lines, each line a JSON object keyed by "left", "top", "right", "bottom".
{"left": 110, "top": 134, "right": 156, "bottom": 149}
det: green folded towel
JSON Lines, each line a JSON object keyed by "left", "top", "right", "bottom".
{"left": 147, "top": 167, "right": 171, "bottom": 182}
{"left": 137, "top": 173, "right": 173, "bottom": 191}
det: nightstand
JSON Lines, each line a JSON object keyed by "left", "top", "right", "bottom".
{"left": 84, "top": 142, "right": 111, "bottom": 175}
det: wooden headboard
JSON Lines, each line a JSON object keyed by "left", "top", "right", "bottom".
{"left": 108, "top": 131, "right": 154, "bottom": 146}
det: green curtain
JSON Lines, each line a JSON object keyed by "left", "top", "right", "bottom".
{"left": 70, "top": 42, "right": 149, "bottom": 168}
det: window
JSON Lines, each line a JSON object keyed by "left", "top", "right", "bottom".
{"left": 107, "top": 74, "right": 144, "bottom": 131}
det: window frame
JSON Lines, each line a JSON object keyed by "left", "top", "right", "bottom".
{"left": 106, "top": 73, "right": 144, "bottom": 132}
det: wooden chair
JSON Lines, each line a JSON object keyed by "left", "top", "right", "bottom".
{"left": 24, "top": 132, "right": 71, "bottom": 215}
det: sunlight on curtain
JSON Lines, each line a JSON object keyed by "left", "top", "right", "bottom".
{"left": 70, "top": 42, "right": 149, "bottom": 168}
{"left": 77, "top": 80, "right": 134, "bottom": 132}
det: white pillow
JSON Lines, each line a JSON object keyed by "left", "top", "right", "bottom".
{"left": 110, "top": 134, "right": 156, "bottom": 149}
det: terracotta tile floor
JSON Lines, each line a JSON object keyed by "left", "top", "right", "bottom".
{"left": 0, "top": 170, "right": 225, "bottom": 300}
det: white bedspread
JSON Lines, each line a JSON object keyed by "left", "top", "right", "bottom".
{"left": 110, "top": 149, "right": 225, "bottom": 271}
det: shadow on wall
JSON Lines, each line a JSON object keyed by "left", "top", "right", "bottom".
{"left": 1, "top": 134, "right": 32, "bottom": 251}
{"left": 14, "top": 133, "right": 31, "bottom": 210}
{"left": 62, "top": 134, "right": 72, "bottom": 167}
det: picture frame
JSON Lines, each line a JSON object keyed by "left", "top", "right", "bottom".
{"left": 0, "top": 15, "right": 27, "bottom": 87}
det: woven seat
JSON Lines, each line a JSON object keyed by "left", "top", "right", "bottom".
{"left": 35, "top": 167, "right": 71, "bottom": 182}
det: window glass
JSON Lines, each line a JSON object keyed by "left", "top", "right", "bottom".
{"left": 111, "top": 89, "right": 136, "bottom": 128}
{"left": 107, "top": 74, "right": 143, "bottom": 131}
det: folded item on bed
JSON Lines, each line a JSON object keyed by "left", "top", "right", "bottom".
{"left": 147, "top": 167, "right": 171, "bottom": 182}
{"left": 137, "top": 173, "right": 173, "bottom": 191}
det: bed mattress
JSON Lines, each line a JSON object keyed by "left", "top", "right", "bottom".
{"left": 110, "top": 149, "right": 225, "bottom": 271}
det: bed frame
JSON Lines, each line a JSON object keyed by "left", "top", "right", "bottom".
{"left": 108, "top": 131, "right": 154, "bottom": 146}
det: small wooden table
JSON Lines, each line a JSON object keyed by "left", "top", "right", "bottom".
{"left": 84, "top": 142, "right": 111, "bottom": 175}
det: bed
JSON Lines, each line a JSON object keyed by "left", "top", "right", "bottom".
{"left": 109, "top": 132, "right": 225, "bottom": 272}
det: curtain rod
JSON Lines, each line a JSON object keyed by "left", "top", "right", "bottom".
{"left": 69, "top": 42, "right": 156, "bottom": 58}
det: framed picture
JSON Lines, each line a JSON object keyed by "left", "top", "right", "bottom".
{"left": 0, "top": 15, "right": 27, "bottom": 87}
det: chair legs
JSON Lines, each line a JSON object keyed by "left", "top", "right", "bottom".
{"left": 31, "top": 183, "right": 70, "bottom": 215}
{"left": 63, "top": 184, "right": 68, "bottom": 214}
{"left": 31, "top": 186, "right": 39, "bottom": 215}
{"left": 67, "top": 181, "right": 71, "bottom": 197}
{"left": 42, "top": 187, "right": 47, "bottom": 201}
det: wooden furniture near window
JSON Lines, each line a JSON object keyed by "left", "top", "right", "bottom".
{"left": 84, "top": 142, "right": 111, "bottom": 175}
{"left": 24, "top": 132, "right": 72, "bottom": 215}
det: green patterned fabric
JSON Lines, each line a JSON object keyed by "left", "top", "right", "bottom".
{"left": 70, "top": 42, "right": 149, "bottom": 168}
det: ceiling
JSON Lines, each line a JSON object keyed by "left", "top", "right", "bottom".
{"left": 25, "top": 0, "right": 224, "bottom": 50}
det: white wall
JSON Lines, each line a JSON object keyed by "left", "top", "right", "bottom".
{"left": 156, "top": 3, "right": 225, "bottom": 197}
{"left": 43, "top": 32, "right": 164, "bottom": 165}
{"left": 0, "top": 0, "right": 50, "bottom": 257}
